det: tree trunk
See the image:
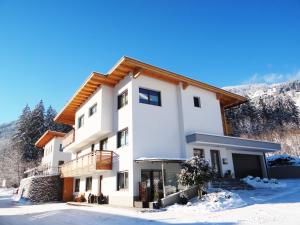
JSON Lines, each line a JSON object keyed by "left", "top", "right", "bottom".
{"left": 198, "top": 185, "right": 203, "bottom": 198}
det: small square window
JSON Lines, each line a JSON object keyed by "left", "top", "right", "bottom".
{"left": 193, "top": 148, "right": 204, "bottom": 158}
{"left": 117, "top": 171, "right": 128, "bottom": 190}
{"left": 89, "top": 103, "right": 97, "bottom": 117}
{"left": 117, "top": 128, "right": 128, "bottom": 148}
{"left": 78, "top": 115, "right": 84, "bottom": 128}
{"left": 74, "top": 179, "right": 80, "bottom": 192}
{"left": 193, "top": 97, "right": 201, "bottom": 108}
{"left": 100, "top": 138, "right": 108, "bottom": 150}
{"left": 86, "top": 177, "right": 92, "bottom": 191}
{"left": 118, "top": 90, "right": 128, "bottom": 109}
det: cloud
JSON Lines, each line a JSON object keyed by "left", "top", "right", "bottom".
{"left": 244, "top": 70, "right": 300, "bottom": 84}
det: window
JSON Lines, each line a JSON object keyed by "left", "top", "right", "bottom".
{"left": 118, "top": 90, "right": 128, "bottom": 109}
{"left": 59, "top": 144, "right": 63, "bottom": 152}
{"left": 74, "top": 179, "right": 80, "bottom": 192}
{"left": 117, "top": 128, "right": 128, "bottom": 148}
{"left": 91, "top": 144, "right": 95, "bottom": 152}
{"left": 193, "top": 148, "right": 205, "bottom": 158}
{"left": 78, "top": 115, "right": 84, "bottom": 128}
{"left": 193, "top": 96, "right": 201, "bottom": 108}
{"left": 86, "top": 177, "right": 92, "bottom": 191}
{"left": 89, "top": 103, "right": 97, "bottom": 117}
{"left": 100, "top": 138, "right": 108, "bottom": 150}
{"left": 117, "top": 171, "right": 128, "bottom": 190}
{"left": 58, "top": 160, "right": 64, "bottom": 166}
{"left": 139, "top": 88, "right": 161, "bottom": 106}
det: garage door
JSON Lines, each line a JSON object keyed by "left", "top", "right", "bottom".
{"left": 232, "top": 154, "right": 262, "bottom": 178}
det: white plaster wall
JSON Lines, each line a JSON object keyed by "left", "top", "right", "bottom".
{"left": 42, "top": 137, "right": 71, "bottom": 174}
{"left": 180, "top": 85, "right": 224, "bottom": 135}
{"left": 131, "top": 75, "right": 182, "bottom": 159}
{"left": 74, "top": 86, "right": 113, "bottom": 145}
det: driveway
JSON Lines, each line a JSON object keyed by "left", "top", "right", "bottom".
{"left": 1, "top": 180, "right": 300, "bottom": 225}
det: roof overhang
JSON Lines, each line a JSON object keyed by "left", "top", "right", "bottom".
{"left": 135, "top": 157, "right": 186, "bottom": 163}
{"left": 55, "top": 56, "right": 247, "bottom": 125}
{"left": 35, "top": 130, "right": 66, "bottom": 148}
{"left": 186, "top": 133, "right": 281, "bottom": 153}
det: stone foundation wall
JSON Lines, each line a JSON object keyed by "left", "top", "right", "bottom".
{"left": 19, "top": 175, "right": 62, "bottom": 203}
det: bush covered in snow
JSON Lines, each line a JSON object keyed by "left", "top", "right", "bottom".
{"left": 167, "top": 189, "right": 246, "bottom": 212}
{"left": 178, "top": 157, "right": 215, "bottom": 197}
{"left": 267, "top": 154, "right": 300, "bottom": 167}
{"left": 242, "top": 176, "right": 286, "bottom": 188}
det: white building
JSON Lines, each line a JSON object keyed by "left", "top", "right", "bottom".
{"left": 33, "top": 130, "right": 71, "bottom": 175}
{"left": 50, "top": 56, "right": 280, "bottom": 206}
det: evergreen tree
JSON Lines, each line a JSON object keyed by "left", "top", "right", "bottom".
{"left": 44, "top": 106, "right": 57, "bottom": 131}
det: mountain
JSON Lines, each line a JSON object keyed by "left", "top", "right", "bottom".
{"left": 223, "top": 80, "right": 300, "bottom": 109}
{"left": 0, "top": 121, "right": 16, "bottom": 150}
{"left": 223, "top": 80, "right": 300, "bottom": 156}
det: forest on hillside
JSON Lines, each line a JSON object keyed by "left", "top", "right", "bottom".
{"left": 225, "top": 94, "right": 300, "bottom": 156}
{"left": 0, "top": 101, "right": 71, "bottom": 187}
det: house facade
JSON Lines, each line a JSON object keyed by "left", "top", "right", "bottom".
{"left": 33, "top": 130, "right": 71, "bottom": 176}
{"left": 51, "top": 57, "right": 280, "bottom": 206}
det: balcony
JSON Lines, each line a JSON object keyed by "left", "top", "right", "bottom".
{"left": 59, "top": 150, "right": 113, "bottom": 178}
{"left": 62, "top": 129, "right": 75, "bottom": 148}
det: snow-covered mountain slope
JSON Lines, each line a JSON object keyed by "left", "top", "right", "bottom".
{"left": 223, "top": 80, "right": 300, "bottom": 108}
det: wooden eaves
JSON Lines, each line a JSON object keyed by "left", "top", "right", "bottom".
{"left": 54, "top": 56, "right": 247, "bottom": 125}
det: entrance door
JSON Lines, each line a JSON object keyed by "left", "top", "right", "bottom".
{"left": 210, "top": 150, "right": 222, "bottom": 177}
{"left": 141, "top": 170, "right": 163, "bottom": 202}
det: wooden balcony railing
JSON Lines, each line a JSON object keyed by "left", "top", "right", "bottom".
{"left": 62, "top": 129, "right": 75, "bottom": 148}
{"left": 59, "top": 150, "right": 113, "bottom": 178}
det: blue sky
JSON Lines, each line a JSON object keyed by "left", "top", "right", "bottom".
{"left": 0, "top": 0, "right": 299, "bottom": 123}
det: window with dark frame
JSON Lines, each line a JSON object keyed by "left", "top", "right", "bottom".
{"left": 100, "top": 138, "right": 108, "bottom": 150}
{"left": 91, "top": 144, "right": 95, "bottom": 152}
{"left": 193, "top": 148, "right": 205, "bottom": 158}
{"left": 58, "top": 160, "right": 64, "bottom": 166}
{"left": 59, "top": 144, "right": 63, "bottom": 152}
{"left": 117, "top": 171, "right": 128, "bottom": 190}
{"left": 74, "top": 179, "right": 80, "bottom": 192}
{"left": 117, "top": 128, "right": 128, "bottom": 148}
{"left": 78, "top": 115, "right": 84, "bottom": 128}
{"left": 139, "top": 88, "right": 161, "bottom": 106}
{"left": 118, "top": 90, "right": 128, "bottom": 109}
{"left": 89, "top": 103, "right": 97, "bottom": 117}
{"left": 85, "top": 177, "right": 92, "bottom": 191}
{"left": 193, "top": 96, "right": 201, "bottom": 108}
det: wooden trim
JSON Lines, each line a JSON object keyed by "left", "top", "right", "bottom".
{"left": 35, "top": 130, "right": 66, "bottom": 148}
{"left": 55, "top": 57, "right": 247, "bottom": 125}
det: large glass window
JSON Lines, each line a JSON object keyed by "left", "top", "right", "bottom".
{"left": 117, "top": 128, "right": 128, "bottom": 148}
{"left": 85, "top": 177, "right": 92, "bottom": 191}
{"left": 118, "top": 90, "right": 128, "bottom": 109}
{"left": 117, "top": 171, "right": 128, "bottom": 190}
{"left": 139, "top": 88, "right": 161, "bottom": 106}
{"left": 78, "top": 115, "right": 84, "bottom": 128}
{"left": 89, "top": 103, "right": 97, "bottom": 117}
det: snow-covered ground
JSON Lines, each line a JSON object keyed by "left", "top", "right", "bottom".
{"left": 1, "top": 180, "right": 300, "bottom": 225}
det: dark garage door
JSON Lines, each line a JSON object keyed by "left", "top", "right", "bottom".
{"left": 232, "top": 154, "right": 263, "bottom": 178}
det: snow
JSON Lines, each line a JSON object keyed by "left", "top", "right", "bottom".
{"left": 167, "top": 189, "right": 246, "bottom": 213}
{"left": 2, "top": 180, "right": 300, "bottom": 225}
{"left": 242, "top": 176, "right": 287, "bottom": 188}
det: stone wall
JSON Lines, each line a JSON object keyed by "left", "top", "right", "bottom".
{"left": 19, "top": 175, "right": 62, "bottom": 203}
